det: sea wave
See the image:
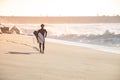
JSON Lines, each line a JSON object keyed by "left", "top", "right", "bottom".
{"left": 50, "top": 30, "right": 120, "bottom": 47}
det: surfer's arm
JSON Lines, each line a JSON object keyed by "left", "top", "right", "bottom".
{"left": 45, "top": 30, "right": 47, "bottom": 37}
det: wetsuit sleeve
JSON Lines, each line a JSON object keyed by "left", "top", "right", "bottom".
{"left": 45, "top": 30, "right": 47, "bottom": 37}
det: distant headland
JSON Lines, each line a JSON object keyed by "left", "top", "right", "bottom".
{"left": 0, "top": 16, "right": 120, "bottom": 24}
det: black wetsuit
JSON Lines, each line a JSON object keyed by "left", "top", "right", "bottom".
{"left": 37, "top": 28, "right": 47, "bottom": 53}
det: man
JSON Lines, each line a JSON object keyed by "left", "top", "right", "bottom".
{"left": 34, "top": 24, "right": 47, "bottom": 53}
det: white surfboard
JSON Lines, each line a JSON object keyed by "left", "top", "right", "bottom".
{"left": 38, "top": 32, "right": 45, "bottom": 44}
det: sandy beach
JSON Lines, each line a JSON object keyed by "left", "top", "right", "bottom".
{"left": 0, "top": 34, "right": 120, "bottom": 80}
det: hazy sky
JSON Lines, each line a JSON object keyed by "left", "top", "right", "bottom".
{"left": 0, "top": 0, "right": 120, "bottom": 16}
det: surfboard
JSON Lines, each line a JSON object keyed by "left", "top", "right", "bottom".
{"left": 38, "top": 32, "right": 45, "bottom": 44}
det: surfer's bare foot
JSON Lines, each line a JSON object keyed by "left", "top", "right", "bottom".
{"left": 41, "top": 51, "right": 44, "bottom": 54}
{"left": 40, "top": 50, "right": 42, "bottom": 53}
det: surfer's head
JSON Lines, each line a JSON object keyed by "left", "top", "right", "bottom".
{"left": 41, "top": 24, "right": 45, "bottom": 28}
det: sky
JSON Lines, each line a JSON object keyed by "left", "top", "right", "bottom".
{"left": 0, "top": 0, "right": 120, "bottom": 16}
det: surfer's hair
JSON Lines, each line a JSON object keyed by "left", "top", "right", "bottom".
{"left": 41, "top": 24, "right": 45, "bottom": 27}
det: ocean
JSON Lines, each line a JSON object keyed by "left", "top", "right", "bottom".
{"left": 2, "top": 23, "right": 120, "bottom": 54}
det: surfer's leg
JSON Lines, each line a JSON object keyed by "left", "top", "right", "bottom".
{"left": 41, "top": 42, "right": 45, "bottom": 53}
{"left": 43, "top": 42, "right": 45, "bottom": 51}
{"left": 39, "top": 43, "right": 41, "bottom": 53}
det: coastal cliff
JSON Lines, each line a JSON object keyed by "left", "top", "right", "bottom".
{"left": 0, "top": 16, "right": 120, "bottom": 24}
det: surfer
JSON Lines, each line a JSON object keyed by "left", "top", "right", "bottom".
{"left": 33, "top": 24, "right": 47, "bottom": 53}
{"left": 38, "top": 24, "right": 47, "bottom": 53}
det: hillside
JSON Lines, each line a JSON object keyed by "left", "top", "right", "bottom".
{"left": 0, "top": 16, "right": 120, "bottom": 24}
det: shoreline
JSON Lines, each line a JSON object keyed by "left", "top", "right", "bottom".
{"left": 46, "top": 38, "right": 120, "bottom": 54}
{"left": 1, "top": 33, "right": 120, "bottom": 54}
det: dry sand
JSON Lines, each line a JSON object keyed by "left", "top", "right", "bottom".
{"left": 0, "top": 34, "right": 120, "bottom": 80}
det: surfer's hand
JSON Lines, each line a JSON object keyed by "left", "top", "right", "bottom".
{"left": 45, "top": 35, "right": 47, "bottom": 37}
{"left": 37, "top": 40, "right": 39, "bottom": 43}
